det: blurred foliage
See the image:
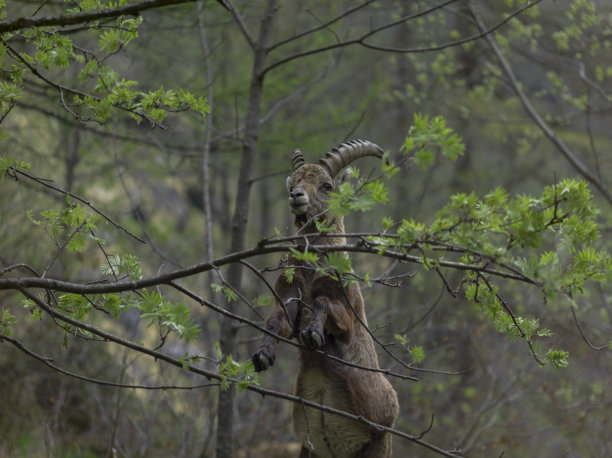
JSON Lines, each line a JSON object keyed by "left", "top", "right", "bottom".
{"left": 1, "top": 0, "right": 612, "bottom": 457}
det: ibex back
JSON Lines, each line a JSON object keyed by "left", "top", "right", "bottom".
{"left": 252, "top": 140, "right": 399, "bottom": 458}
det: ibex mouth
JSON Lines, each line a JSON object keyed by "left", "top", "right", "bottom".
{"left": 290, "top": 203, "right": 308, "bottom": 215}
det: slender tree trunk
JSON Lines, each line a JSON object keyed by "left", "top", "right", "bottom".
{"left": 216, "top": 1, "right": 278, "bottom": 457}
{"left": 197, "top": 0, "right": 215, "bottom": 269}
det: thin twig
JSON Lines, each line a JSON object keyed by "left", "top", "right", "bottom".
{"left": 0, "top": 334, "right": 220, "bottom": 390}
{"left": 13, "top": 168, "right": 146, "bottom": 243}
{"left": 570, "top": 306, "right": 608, "bottom": 351}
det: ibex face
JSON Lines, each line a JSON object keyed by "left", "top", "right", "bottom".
{"left": 286, "top": 140, "right": 385, "bottom": 228}
{"left": 286, "top": 163, "right": 335, "bottom": 224}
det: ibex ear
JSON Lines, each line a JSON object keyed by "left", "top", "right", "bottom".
{"left": 286, "top": 176, "right": 293, "bottom": 192}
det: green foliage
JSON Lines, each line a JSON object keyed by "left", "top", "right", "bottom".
{"left": 367, "top": 170, "right": 610, "bottom": 366}
{"left": 178, "top": 353, "right": 203, "bottom": 371}
{"left": 289, "top": 248, "right": 356, "bottom": 285}
{"left": 404, "top": 113, "right": 465, "bottom": 170}
{"left": 137, "top": 290, "right": 200, "bottom": 342}
{"left": 0, "top": 81, "right": 20, "bottom": 103}
{"left": 211, "top": 282, "right": 239, "bottom": 303}
{"left": 101, "top": 293, "right": 130, "bottom": 319}
{"left": 98, "top": 17, "right": 141, "bottom": 53}
{"left": 1, "top": 8, "right": 208, "bottom": 127}
{"left": 289, "top": 248, "right": 319, "bottom": 264}
{"left": 284, "top": 267, "right": 295, "bottom": 283}
{"left": 329, "top": 179, "right": 388, "bottom": 216}
{"left": 26, "top": 199, "right": 99, "bottom": 252}
{"left": 100, "top": 254, "right": 143, "bottom": 280}
{"left": 544, "top": 349, "right": 570, "bottom": 368}
{"left": 214, "top": 342, "right": 260, "bottom": 392}
{"left": 21, "top": 298, "right": 43, "bottom": 321}
{"left": 0, "top": 155, "right": 30, "bottom": 179}
{"left": 1, "top": 309, "right": 17, "bottom": 336}
{"left": 394, "top": 333, "right": 426, "bottom": 364}
{"left": 254, "top": 294, "right": 273, "bottom": 307}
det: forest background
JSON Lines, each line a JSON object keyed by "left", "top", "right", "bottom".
{"left": 1, "top": 0, "right": 612, "bottom": 457}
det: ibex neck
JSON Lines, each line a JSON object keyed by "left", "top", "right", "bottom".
{"left": 294, "top": 217, "right": 347, "bottom": 246}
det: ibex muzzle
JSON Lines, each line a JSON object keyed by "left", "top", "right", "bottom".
{"left": 288, "top": 184, "right": 308, "bottom": 215}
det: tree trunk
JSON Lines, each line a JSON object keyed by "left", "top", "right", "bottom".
{"left": 215, "top": 1, "right": 278, "bottom": 457}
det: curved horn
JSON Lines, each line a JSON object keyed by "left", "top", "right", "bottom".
{"left": 291, "top": 149, "right": 306, "bottom": 171}
{"left": 319, "top": 139, "right": 385, "bottom": 177}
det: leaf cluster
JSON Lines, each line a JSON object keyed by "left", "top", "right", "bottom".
{"left": 214, "top": 342, "right": 259, "bottom": 393}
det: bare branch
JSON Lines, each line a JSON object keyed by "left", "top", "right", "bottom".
{"left": 261, "top": 0, "right": 542, "bottom": 76}
{"left": 223, "top": 0, "right": 255, "bottom": 50}
{"left": 570, "top": 306, "right": 609, "bottom": 351}
{"left": 0, "top": 334, "right": 220, "bottom": 390}
{"left": 0, "top": 263, "right": 41, "bottom": 278}
{"left": 262, "top": 0, "right": 461, "bottom": 75}
{"left": 358, "top": 0, "right": 544, "bottom": 53}
{"left": 269, "top": 0, "right": 375, "bottom": 51}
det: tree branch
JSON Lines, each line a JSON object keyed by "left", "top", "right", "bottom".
{"left": 261, "top": 0, "right": 541, "bottom": 76}
{"left": 0, "top": 334, "right": 220, "bottom": 390}
{"left": 14, "top": 286, "right": 458, "bottom": 457}
{"left": 570, "top": 306, "right": 609, "bottom": 351}
{"left": 0, "top": 0, "right": 200, "bottom": 34}
{"left": 0, "top": 239, "right": 540, "bottom": 294}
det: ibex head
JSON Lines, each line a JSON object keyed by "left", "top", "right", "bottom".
{"left": 286, "top": 140, "right": 384, "bottom": 229}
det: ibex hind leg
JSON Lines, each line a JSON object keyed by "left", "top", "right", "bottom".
{"left": 359, "top": 434, "right": 392, "bottom": 458}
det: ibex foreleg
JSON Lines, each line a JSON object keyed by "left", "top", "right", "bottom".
{"left": 252, "top": 283, "right": 302, "bottom": 372}
{"left": 299, "top": 295, "right": 352, "bottom": 350}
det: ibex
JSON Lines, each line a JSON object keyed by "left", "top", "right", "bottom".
{"left": 252, "top": 140, "right": 399, "bottom": 458}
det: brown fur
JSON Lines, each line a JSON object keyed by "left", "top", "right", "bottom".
{"left": 252, "top": 162, "right": 399, "bottom": 458}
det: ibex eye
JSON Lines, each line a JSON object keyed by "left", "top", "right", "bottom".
{"left": 323, "top": 183, "right": 333, "bottom": 191}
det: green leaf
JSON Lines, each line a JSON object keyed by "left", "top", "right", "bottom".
{"left": 394, "top": 333, "right": 409, "bottom": 346}
{"left": 410, "top": 346, "right": 426, "bottom": 364}
{"left": 290, "top": 248, "right": 318, "bottom": 264}
{"left": 254, "top": 294, "right": 273, "bottom": 307}
{"left": 544, "top": 349, "right": 569, "bottom": 368}
{"left": 1, "top": 309, "right": 17, "bottom": 336}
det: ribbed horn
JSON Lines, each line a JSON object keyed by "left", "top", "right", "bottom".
{"left": 319, "top": 139, "right": 384, "bottom": 177}
{"left": 291, "top": 149, "right": 305, "bottom": 171}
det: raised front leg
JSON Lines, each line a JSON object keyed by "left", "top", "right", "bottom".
{"left": 252, "top": 276, "right": 303, "bottom": 372}
{"left": 299, "top": 294, "right": 352, "bottom": 350}
{"left": 252, "top": 305, "right": 294, "bottom": 371}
